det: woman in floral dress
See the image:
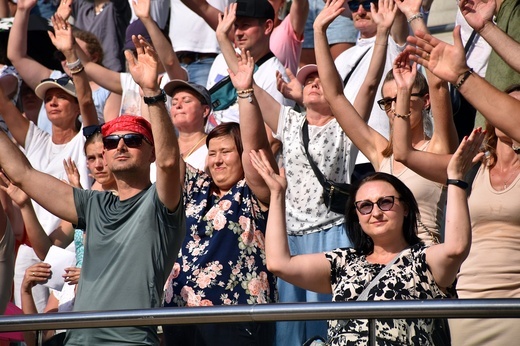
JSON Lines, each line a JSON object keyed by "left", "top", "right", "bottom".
{"left": 251, "top": 126, "right": 484, "bottom": 345}
{"left": 162, "top": 51, "right": 278, "bottom": 345}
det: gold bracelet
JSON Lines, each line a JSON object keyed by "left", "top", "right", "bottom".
{"left": 237, "top": 92, "right": 254, "bottom": 103}
{"left": 237, "top": 88, "right": 254, "bottom": 94}
{"left": 70, "top": 66, "right": 85, "bottom": 75}
{"left": 393, "top": 111, "right": 412, "bottom": 119}
{"left": 454, "top": 68, "right": 473, "bottom": 89}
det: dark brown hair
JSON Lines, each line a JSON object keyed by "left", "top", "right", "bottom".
{"left": 206, "top": 122, "right": 243, "bottom": 157}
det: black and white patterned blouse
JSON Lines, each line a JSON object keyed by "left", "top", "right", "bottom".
{"left": 325, "top": 243, "right": 452, "bottom": 345}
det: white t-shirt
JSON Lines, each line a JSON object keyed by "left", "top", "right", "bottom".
{"left": 455, "top": 9, "right": 491, "bottom": 78}
{"left": 119, "top": 72, "right": 171, "bottom": 118}
{"left": 335, "top": 35, "right": 404, "bottom": 164}
{"left": 169, "top": 0, "right": 232, "bottom": 54}
{"left": 205, "top": 52, "right": 294, "bottom": 129}
{"left": 275, "top": 106, "right": 358, "bottom": 236}
{"left": 24, "top": 122, "right": 90, "bottom": 235}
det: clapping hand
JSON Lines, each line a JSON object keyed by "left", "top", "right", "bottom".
{"left": 228, "top": 49, "right": 254, "bottom": 91}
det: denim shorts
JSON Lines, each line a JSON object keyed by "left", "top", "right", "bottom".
{"left": 303, "top": 0, "right": 358, "bottom": 48}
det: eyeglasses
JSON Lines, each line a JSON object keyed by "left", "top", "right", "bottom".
{"left": 102, "top": 133, "right": 151, "bottom": 150}
{"left": 355, "top": 196, "right": 400, "bottom": 215}
{"left": 377, "top": 93, "right": 424, "bottom": 111}
{"left": 53, "top": 50, "right": 66, "bottom": 62}
{"left": 348, "top": 0, "right": 378, "bottom": 12}
{"left": 40, "top": 76, "right": 72, "bottom": 86}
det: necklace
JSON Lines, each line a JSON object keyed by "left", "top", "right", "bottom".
{"left": 182, "top": 135, "right": 207, "bottom": 160}
{"left": 494, "top": 164, "right": 520, "bottom": 190}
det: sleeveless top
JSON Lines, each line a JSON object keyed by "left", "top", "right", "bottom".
{"left": 379, "top": 141, "right": 446, "bottom": 244}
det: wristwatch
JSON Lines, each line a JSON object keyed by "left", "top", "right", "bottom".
{"left": 143, "top": 89, "right": 166, "bottom": 105}
{"left": 446, "top": 179, "right": 469, "bottom": 190}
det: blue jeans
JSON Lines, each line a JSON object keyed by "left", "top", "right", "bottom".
{"left": 303, "top": 0, "right": 358, "bottom": 48}
{"left": 181, "top": 56, "right": 215, "bottom": 87}
{"left": 275, "top": 223, "right": 352, "bottom": 346}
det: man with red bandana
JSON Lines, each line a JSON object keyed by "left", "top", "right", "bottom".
{"left": 0, "top": 36, "right": 185, "bottom": 345}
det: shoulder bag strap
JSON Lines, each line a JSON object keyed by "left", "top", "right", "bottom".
{"left": 465, "top": 30, "right": 477, "bottom": 55}
{"left": 301, "top": 120, "right": 328, "bottom": 188}
{"left": 343, "top": 48, "right": 370, "bottom": 87}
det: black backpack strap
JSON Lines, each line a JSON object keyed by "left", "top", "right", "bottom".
{"left": 343, "top": 48, "right": 370, "bottom": 87}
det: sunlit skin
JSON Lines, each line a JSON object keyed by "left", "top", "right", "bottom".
{"left": 85, "top": 141, "right": 116, "bottom": 188}
{"left": 170, "top": 90, "right": 209, "bottom": 132}
{"left": 103, "top": 131, "right": 155, "bottom": 175}
{"left": 234, "top": 17, "right": 271, "bottom": 53}
{"left": 355, "top": 180, "right": 408, "bottom": 243}
{"left": 350, "top": 0, "right": 378, "bottom": 38}
{"left": 60, "top": 39, "right": 94, "bottom": 77}
{"left": 302, "top": 72, "right": 327, "bottom": 105}
{"left": 43, "top": 89, "right": 80, "bottom": 128}
{"left": 207, "top": 135, "right": 244, "bottom": 196}
{"left": 381, "top": 80, "right": 430, "bottom": 131}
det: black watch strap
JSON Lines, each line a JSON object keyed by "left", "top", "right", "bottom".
{"left": 446, "top": 179, "right": 469, "bottom": 190}
{"left": 143, "top": 89, "right": 166, "bottom": 105}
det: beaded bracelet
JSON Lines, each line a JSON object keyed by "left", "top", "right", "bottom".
{"left": 454, "top": 68, "right": 473, "bottom": 89}
{"left": 237, "top": 88, "right": 254, "bottom": 95}
{"left": 407, "top": 13, "right": 424, "bottom": 23}
{"left": 66, "top": 58, "right": 82, "bottom": 70}
{"left": 393, "top": 111, "right": 412, "bottom": 119}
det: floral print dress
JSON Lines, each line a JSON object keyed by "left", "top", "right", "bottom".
{"left": 325, "top": 243, "right": 451, "bottom": 345}
{"left": 163, "top": 166, "right": 277, "bottom": 307}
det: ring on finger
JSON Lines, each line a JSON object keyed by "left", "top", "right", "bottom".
{"left": 32, "top": 272, "right": 35, "bottom": 276}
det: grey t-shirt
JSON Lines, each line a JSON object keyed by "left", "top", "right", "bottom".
{"left": 65, "top": 185, "right": 185, "bottom": 345}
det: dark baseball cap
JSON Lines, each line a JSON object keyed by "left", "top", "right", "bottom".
{"left": 124, "top": 19, "right": 152, "bottom": 51}
{"left": 164, "top": 80, "right": 212, "bottom": 111}
{"left": 236, "top": 0, "right": 275, "bottom": 20}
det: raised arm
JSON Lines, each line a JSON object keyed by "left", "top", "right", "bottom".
{"left": 398, "top": 0, "right": 458, "bottom": 154}
{"left": 229, "top": 50, "right": 278, "bottom": 205}
{"left": 315, "top": 0, "right": 388, "bottom": 169}
{"left": 250, "top": 150, "right": 332, "bottom": 294}
{"left": 407, "top": 28, "right": 520, "bottom": 142}
{"left": 132, "top": 0, "right": 188, "bottom": 81}
{"left": 215, "top": 3, "right": 239, "bottom": 73}
{"left": 49, "top": 15, "right": 98, "bottom": 127}
{"left": 426, "top": 128, "right": 485, "bottom": 288}
{"left": 461, "top": 0, "right": 520, "bottom": 73}
{"left": 290, "top": 0, "right": 309, "bottom": 39}
{"left": 0, "top": 84, "right": 30, "bottom": 146}
{"left": 6, "top": 0, "right": 53, "bottom": 90}
{"left": 352, "top": 0, "right": 396, "bottom": 120}
{"left": 0, "top": 131, "right": 77, "bottom": 223}
{"left": 125, "top": 35, "right": 181, "bottom": 211}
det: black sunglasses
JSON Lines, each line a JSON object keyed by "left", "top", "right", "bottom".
{"left": 355, "top": 196, "right": 400, "bottom": 215}
{"left": 53, "top": 50, "right": 66, "bottom": 62}
{"left": 102, "top": 133, "right": 151, "bottom": 150}
{"left": 377, "top": 93, "right": 424, "bottom": 111}
{"left": 348, "top": 0, "right": 378, "bottom": 12}
{"left": 40, "top": 76, "right": 72, "bottom": 86}
{"left": 83, "top": 125, "right": 102, "bottom": 138}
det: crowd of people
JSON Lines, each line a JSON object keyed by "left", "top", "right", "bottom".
{"left": 0, "top": 0, "right": 519, "bottom": 345}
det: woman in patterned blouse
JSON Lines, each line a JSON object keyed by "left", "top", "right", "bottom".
{"left": 162, "top": 50, "right": 278, "bottom": 345}
{"left": 251, "top": 127, "right": 484, "bottom": 345}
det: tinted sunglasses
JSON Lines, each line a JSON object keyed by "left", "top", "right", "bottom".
{"left": 102, "top": 133, "right": 151, "bottom": 150}
{"left": 348, "top": 0, "right": 378, "bottom": 12}
{"left": 377, "top": 93, "right": 424, "bottom": 111}
{"left": 83, "top": 125, "right": 102, "bottom": 138}
{"left": 40, "top": 76, "right": 72, "bottom": 86}
{"left": 355, "top": 196, "right": 399, "bottom": 215}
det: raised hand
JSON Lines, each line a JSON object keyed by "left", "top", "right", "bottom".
{"left": 250, "top": 150, "right": 287, "bottom": 194}
{"left": 124, "top": 35, "right": 159, "bottom": 94}
{"left": 392, "top": 51, "right": 416, "bottom": 91}
{"left": 406, "top": 27, "right": 469, "bottom": 84}
{"left": 394, "top": 0, "right": 422, "bottom": 19}
{"left": 0, "top": 172, "right": 30, "bottom": 207}
{"left": 63, "top": 158, "right": 82, "bottom": 189}
{"left": 216, "top": 3, "right": 237, "bottom": 39}
{"left": 447, "top": 127, "right": 485, "bottom": 179}
{"left": 56, "top": 0, "right": 73, "bottom": 21}
{"left": 460, "top": 0, "right": 496, "bottom": 32}
{"left": 228, "top": 49, "right": 254, "bottom": 91}
{"left": 314, "top": 0, "right": 346, "bottom": 33}
{"left": 372, "top": 0, "right": 398, "bottom": 30}
{"left": 276, "top": 68, "right": 303, "bottom": 103}
{"left": 16, "top": 0, "right": 38, "bottom": 11}
{"left": 132, "top": 0, "right": 152, "bottom": 19}
{"left": 48, "top": 14, "right": 75, "bottom": 54}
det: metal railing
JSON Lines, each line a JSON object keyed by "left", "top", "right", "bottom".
{"left": 2, "top": 299, "right": 520, "bottom": 335}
